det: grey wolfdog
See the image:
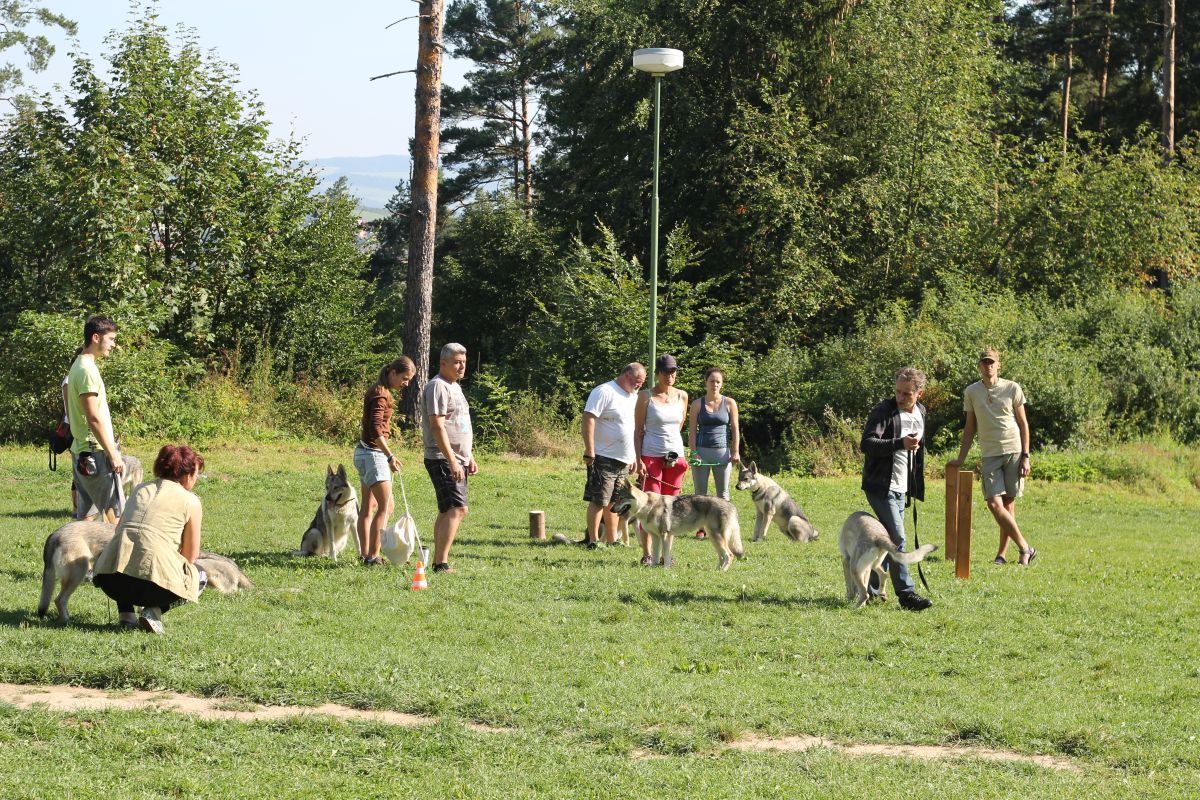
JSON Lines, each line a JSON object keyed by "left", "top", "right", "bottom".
{"left": 609, "top": 480, "right": 745, "bottom": 570}
{"left": 735, "top": 462, "right": 819, "bottom": 543}
{"left": 194, "top": 551, "right": 254, "bottom": 593}
{"left": 295, "top": 464, "right": 358, "bottom": 560}
{"left": 120, "top": 454, "right": 145, "bottom": 497}
{"left": 38, "top": 521, "right": 251, "bottom": 621}
{"left": 839, "top": 512, "right": 936, "bottom": 608}
{"left": 37, "top": 520, "right": 113, "bottom": 621}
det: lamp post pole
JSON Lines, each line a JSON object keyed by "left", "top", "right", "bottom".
{"left": 649, "top": 73, "right": 662, "bottom": 369}
{"left": 632, "top": 47, "right": 683, "bottom": 371}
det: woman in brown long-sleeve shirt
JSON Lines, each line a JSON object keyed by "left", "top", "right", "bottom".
{"left": 353, "top": 356, "right": 416, "bottom": 564}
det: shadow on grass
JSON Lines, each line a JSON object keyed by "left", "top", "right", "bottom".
{"left": 0, "top": 608, "right": 126, "bottom": 632}
{"left": 4, "top": 509, "right": 71, "bottom": 520}
{"left": 220, "top": 551, "right": 350, "bottom": 571}
{"left": 0, "top": 568, "right": 39, "bottom": 583}
{"left": 468, "top": 536, "right": 545, "bottom": 549}
{"left": 632, "top": 588, "right": 846, "bottom": 610}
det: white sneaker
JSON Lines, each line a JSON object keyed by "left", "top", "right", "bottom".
{"left": 138, "top": 606, "right": 165, "bottom": 635}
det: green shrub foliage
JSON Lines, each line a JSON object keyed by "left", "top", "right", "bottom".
{"left": 2, "top": 4, "right": 1200, "bottom": 467}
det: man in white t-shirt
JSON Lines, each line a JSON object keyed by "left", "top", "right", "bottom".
{"left": 948, "top": 348, "right": 1036, "bottom": 566}
{"left": 859, "top": 367, "right": 932, "bottom": 611}
{"left": 581, "top": 363, "right": 646, "bottom": 548}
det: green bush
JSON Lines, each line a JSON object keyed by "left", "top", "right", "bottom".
{"left": 0, "top": 311, "right": 200, "bottom": 443}
{"left": 465, "top": 368, "right": 515, "bottom": 449}
{"left": 502, "top": 394, "right": 578, "bottom": 458}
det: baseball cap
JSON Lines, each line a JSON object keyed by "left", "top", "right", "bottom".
{"left": 654, "top": 354, "right": 679, "bottom": 372}
{"left": 979, "top": 348, "right": 1000, "bottom": 363}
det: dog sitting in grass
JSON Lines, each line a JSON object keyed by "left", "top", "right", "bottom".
{"left": 734, "top": 462, "right": 819, "bottom": 543}
{"left": 295, "top": 465, "right": 358, "bottom": 560}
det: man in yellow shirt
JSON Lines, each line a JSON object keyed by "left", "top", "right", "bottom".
{"left": 66, "top": 316, "right": 126, "bottom": 521}
{"left": 948, "top": 349, "right": 1036, "bottom": 566}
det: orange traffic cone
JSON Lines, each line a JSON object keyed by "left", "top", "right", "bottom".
{"left": 410, "top": 561, "right": 429, "bottom": 591}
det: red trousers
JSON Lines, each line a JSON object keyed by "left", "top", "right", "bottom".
{"left": 641, "top": 455, "right": 689, "bottom": 496}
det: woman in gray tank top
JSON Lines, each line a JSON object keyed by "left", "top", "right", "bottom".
{"left": 687, "top": 367, "right": 741, "bottom": 503}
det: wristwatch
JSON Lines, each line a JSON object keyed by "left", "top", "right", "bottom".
{"left": 1020, "top": 452, "right": 1030, "bottom": 459}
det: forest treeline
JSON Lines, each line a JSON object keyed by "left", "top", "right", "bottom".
{"left": 1, "top": 1, "right": 1198, "bottom": 467}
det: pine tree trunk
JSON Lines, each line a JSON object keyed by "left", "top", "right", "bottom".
{"left": 1162, "top": 0, "right": 1176, "bottom": 162}
{"left": 521, "top": 76, "right": 533, "bottom": 212}
{"left": 1060, "top": 0, "right": 1076, "bottom": 154}
{"left": 402, "top": 0, "right": 445, "bottom": 425}
{"left": 1098, "top": 0, "right": 1114, "bottom": 131}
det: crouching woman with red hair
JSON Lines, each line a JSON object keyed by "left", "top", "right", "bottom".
{"left": 93, "top": 445, "right": 206, "bottom": 634}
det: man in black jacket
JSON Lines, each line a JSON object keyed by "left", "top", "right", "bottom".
{"left": 860, "top": 367, "right": 932, "bottom": 611}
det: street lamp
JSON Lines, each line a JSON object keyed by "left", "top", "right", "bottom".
{"left": 632, "top": 47, "right": 684, "bottom": 371}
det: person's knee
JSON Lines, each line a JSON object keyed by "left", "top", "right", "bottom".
{"left": 986, "top": 496, "right": 1004, "bottom": 512}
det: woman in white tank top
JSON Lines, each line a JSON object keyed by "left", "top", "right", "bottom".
{"left": 633, "top": 354, "right": 690, "bottom": 565}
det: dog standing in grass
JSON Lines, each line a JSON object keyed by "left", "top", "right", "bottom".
{"left": 38, "top": 521, "right": 251, "bottom": 621}
{"left": 296, "top": 465, "right": 359, "bottom": 560}
{"left": 38, "top": 520, "right": 113, "bottom": 622}
{"left": 609, "top": 479, "right": 744, "bottom": 570}
{"left": 839, "top": 512, "right": 937, "bottom": 608}
{"left": 734, "top": 462, "right": 819, "bottom": 543}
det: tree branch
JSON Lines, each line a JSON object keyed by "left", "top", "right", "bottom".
{"left": 370, "top": 69, "right": 417, "bottom": 81}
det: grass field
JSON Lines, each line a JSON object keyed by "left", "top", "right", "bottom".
{"left": 1, "top": 440, "right": 1198, "bottom": 798}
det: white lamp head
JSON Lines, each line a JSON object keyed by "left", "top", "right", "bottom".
{"left": 633, "top": 48, "right": 684, "bottom": 75}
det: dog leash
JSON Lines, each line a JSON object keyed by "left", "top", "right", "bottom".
{"left": 910, "top": 499, "right": 931, "bottom": 594}
{"left": 394, "top": 463, "right": 424, "bottom": 557}
{"left": 906, "top": 447, "right": 931, "bottom": 595}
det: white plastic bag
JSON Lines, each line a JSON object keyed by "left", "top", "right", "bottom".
{"left": 380, "top": 514, "right": 418, "bottom": 564}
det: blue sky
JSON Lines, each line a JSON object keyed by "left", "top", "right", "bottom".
{"left": 21, "top": 0, "right": 468, "bottom": 160}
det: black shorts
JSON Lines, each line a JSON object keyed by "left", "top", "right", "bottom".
{"left": 425, "top": 458, "right": 469, "bottom": 513}
{"left": 583, "top": 455, "right": 629, "bottom": 506}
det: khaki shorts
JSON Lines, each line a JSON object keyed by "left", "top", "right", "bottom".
{"left": 583, "top": 456, "right": 628, "bottom": 506}
{"left": 981, "top": 453, "right": 1024, "bottom": 499}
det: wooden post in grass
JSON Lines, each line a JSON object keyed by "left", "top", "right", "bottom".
{"left": 955, "top": 471, "right": 973, "bottom": 580}
{"left": 529, "top": 510, "right": 546, "bottom": 540}
{"left": 944, "top": 462, "right": 960, "bottom": 560}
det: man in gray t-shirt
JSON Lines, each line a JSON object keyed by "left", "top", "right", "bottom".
{"left": 421, "top": 343, "right": 478, "bottom": 573}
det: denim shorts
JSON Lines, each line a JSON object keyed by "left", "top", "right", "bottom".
{"left": 353, "top": 443, "right": 391, "bottom": 487}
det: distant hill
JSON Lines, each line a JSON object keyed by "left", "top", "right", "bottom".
{"left": 311, "top": 155, "right": 410, "bottom": 212}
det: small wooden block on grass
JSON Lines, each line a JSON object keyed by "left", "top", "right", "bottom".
{"left": 529, "top": 510, "right": 546, "bottom": 540}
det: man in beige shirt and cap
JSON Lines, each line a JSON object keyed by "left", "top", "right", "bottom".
{"left": 948, "top": 348, "right": 1037, "bottom": 566}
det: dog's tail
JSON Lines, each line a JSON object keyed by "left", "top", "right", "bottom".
{"left": 728, "top": 513, "right": 745, "bottom": 559}
{"left": 37, "top": 530, "right": 60, "bottom": 618}
{"left": 887, "top": 543, "right": 938, "bottom": 564}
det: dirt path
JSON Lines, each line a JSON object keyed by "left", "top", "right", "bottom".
{"left": 0, "top": 683, "right": 1078, "bottom": 771}
{"left": 729, "top": 733, "right": 1080, "bottom": 772}
{"left": 0, "top": 682, "right": 501, "bottom": 732}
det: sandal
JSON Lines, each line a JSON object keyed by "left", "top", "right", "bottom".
{"left": 993, "top": 555, "right": 1007, "bottom": 565}
{"left": 639, "top": 555, "right": 653, "bottom": 567}
{"left": 1019, "top": 547, "right": 1037, "bottom": 566}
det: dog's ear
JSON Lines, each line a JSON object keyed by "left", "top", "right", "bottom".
{"left": 327, "top": 465, "right": 334, "bottom": 477}
{"left": 750, "top": 461, "right": 757, "bottom": 474}
{"left": 337, "top": 464, "right": 347, "bottom": 479}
